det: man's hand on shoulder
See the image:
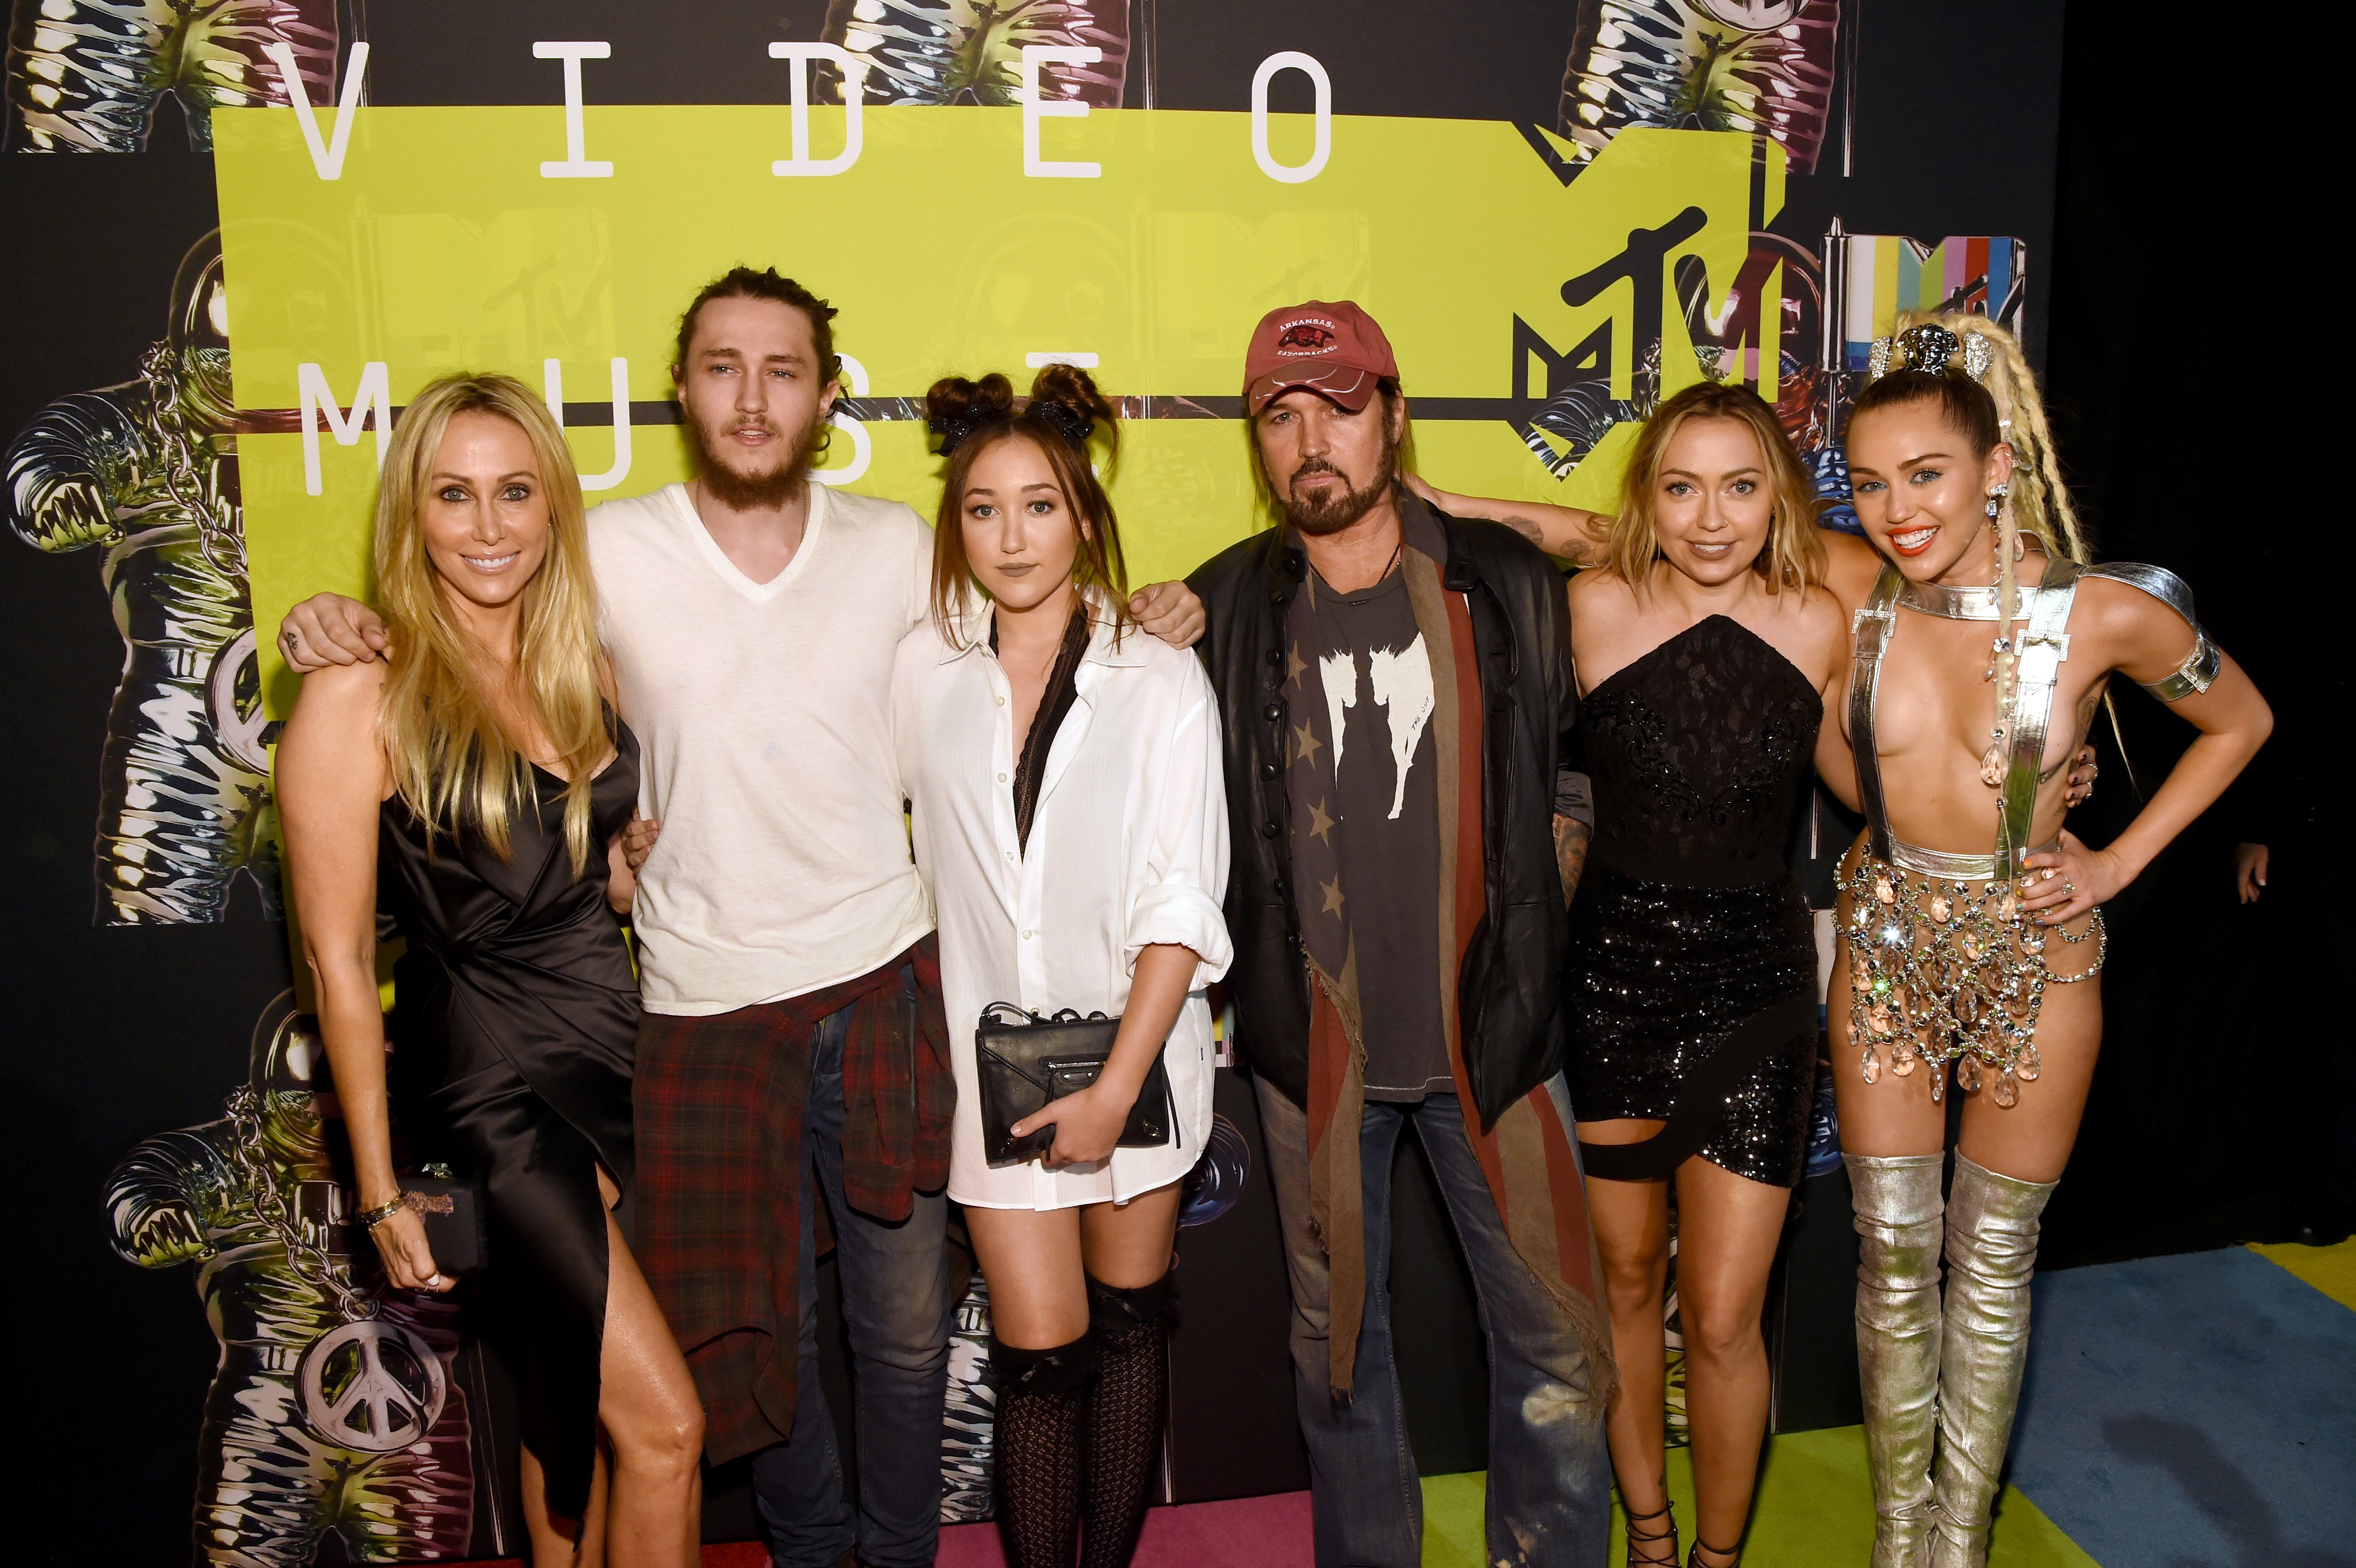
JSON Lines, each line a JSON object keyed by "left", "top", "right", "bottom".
{"left": 1131, "top": 580, "right": 1206, "bottom": 649}
{"left": 280, "top": 593, "right": 388, "bottom": 670}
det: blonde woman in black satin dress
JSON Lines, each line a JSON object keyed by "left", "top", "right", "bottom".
{"left": 278, "top": 373, "right": 703, "bottom": 1567}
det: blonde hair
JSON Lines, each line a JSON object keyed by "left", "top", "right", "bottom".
{"left": 373, "top": 373, "right": 608, "bottom": 874}
{"left": 1607, "top": 379, "right": 1826, "bottom": 594}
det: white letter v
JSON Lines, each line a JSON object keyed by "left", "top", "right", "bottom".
{"left": 263, "top": 41, "right": 370, "bottom": 181}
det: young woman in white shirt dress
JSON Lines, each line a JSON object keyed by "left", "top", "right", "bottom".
{"left": 888, "top": 366, "right": 1230, "bottom": 1568}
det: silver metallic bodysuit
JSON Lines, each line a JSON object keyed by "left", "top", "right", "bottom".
{"left": 1840, "top": 556, "right": 2218, "bottom": 1102}
{"left": 819, "top": 0, "right": 1129, "bottom": 105}
{"left": 6, "top": 234, "right": 280, "bottom": 924}
{"left": 107, "top": 999, "right": 475, "bottom": 1567}
{"left": 5, "top": 0, "right": 338, "bottom": 151}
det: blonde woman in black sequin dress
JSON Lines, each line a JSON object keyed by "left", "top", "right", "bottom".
{"left": 1542, "top": 381, "right": 1850, "bottom": 1567}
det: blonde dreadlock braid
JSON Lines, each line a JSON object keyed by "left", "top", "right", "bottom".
{"left": 1888, "top": 310, "right": 2116, "bottom": 820}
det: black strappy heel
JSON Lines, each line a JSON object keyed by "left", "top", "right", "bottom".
{"left": 1623, "top": 1498, "right": 1679, "bottom": 1567}
{"left": 1687, "top": 1536, "right": 1742, "bottom": 1567}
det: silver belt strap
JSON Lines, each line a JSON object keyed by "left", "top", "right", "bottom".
{"left": 1884, "top": 835, "right": 2063, "bottom": 882}
{"left": 1994, "top": 558, "right": 2083, "bottom": 881}
{"left": 1852, "top": 555, "right": 2079, "bottom": 882}
{"left": 1848, "top": 564, "right": 1903, "bottom": 864}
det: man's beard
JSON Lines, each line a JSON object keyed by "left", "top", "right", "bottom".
{"left": 685, "top": 405, "right": 824, "bottom": 508}
{"left": 1279, "top": 434, "right": 1399, "bottom": 537}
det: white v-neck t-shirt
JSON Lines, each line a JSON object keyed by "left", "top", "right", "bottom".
{"left": 589, "top": 480, "right": 935, "bottom": 1015}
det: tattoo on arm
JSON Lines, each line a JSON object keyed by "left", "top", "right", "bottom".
{"left": 1503, "top": 513, "right": 1546, "bottom": 548}
{"left": 1554, "top": 814, "right": 1592, "bottom": 904}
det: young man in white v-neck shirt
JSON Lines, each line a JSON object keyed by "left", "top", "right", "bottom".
{"left": 279, "top": 269, "right": 1207, "bottom": 1568}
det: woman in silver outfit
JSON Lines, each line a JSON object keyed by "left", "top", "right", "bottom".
{"left": 1822, "top": 313, "right": 2271, "bottom": 1567}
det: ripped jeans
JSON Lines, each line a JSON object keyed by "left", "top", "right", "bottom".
{"left": 1257, "top": 1077, "right": 1612, "bottom": 1567}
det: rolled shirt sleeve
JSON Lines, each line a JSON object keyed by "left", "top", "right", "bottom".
{"left": 1124, "top": 670, "right": 1233, "bottom": 989}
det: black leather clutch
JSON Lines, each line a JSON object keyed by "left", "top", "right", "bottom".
{"left": 975, "top": 1002, "right": 1174, "bottom": 1166}
{"left": 405, "top": 1166, "right": 488, "bottom": 1276}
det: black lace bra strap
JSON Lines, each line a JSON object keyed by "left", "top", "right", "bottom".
{"left": 1004, "top": 604, "right": 1094, "bottom": 854}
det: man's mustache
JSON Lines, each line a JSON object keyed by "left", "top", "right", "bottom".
{"left": 1290, "top": 459, "right": 1345, "bottom": 487}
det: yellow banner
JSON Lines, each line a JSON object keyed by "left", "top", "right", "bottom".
{"left": 213, "top": 104, "right": 1776, "bottom": 712}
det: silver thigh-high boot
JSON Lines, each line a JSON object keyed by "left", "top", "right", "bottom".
{"left": 1928, "top": 1153, "right": 2057, "bottom": 1568}
{"left": 1847, "top": 1153, "right": 1947, "bottom": 1568}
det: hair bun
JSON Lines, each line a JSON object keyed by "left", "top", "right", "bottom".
{"left": 925, "top": 372, "right": 1015, "bottom": 428}
{"left": 1025, "top": 362, "right": 1116, "bottom": 431}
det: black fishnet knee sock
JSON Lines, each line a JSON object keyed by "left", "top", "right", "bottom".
{"left": 992, "top": 1334, "right": 1096, "bottom": 1568}
{"left": 1079, "top": 1269, "right": 1175, "bottom": 1568}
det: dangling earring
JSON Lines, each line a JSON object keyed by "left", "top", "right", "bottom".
{"left": 1984, "top": 482, "right": 2008, "bottom": 520}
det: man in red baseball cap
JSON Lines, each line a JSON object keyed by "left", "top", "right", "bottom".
{"left": 1241, "top": 299, "right": 1399, "bottom": 418}
{"left": 1186, "top": 302, "right": 1612, "bottom": 1566}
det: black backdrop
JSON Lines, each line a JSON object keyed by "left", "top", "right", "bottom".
{"left": 2038, "top": 4, "right": 2344, "bottom": 1269}
{"left": 14, "top": 5, "right": 2317, "bottom": 1565}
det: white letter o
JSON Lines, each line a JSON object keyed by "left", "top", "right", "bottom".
{"left": 1252, "top": 52, "right": 1331, "bottom": 184}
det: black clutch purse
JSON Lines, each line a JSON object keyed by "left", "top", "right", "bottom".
{"left": 404, "top": 1165, "right": 488, "bottom": 1276}
{"left": 975, "top": 1002, "right": 1174, "bottom": 1166}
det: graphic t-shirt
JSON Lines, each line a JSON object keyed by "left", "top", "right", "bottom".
{"left": 1287, "top": 563, "right": 1450, "bottom": 1100}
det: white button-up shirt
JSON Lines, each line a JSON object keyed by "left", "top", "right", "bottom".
{"left": 891, "top": 600, "right": 1232, "bottom": 1210}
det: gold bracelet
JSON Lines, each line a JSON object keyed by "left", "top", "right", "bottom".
{"left": 358, "top": 1194, "right": 408, "bottom": 1229}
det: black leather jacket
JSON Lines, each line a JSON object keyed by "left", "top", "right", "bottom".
{"left": 1187, "top": 493, "right": 1579, "bottom": 1129}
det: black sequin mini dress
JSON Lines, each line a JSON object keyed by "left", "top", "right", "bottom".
{"left": 1565, "top": 616, "right": 1822, "bottom": 1187}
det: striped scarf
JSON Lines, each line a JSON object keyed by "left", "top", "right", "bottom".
{"left": 1291, "top": 527, "right": 1614, "bottom": 1402}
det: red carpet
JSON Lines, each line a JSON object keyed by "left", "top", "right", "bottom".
{"left": 938, "top": 1490, "right": 1313, "bottom": 1567}
{"left": 426, "top": 1491, "right": 1313, "bottom": 1568}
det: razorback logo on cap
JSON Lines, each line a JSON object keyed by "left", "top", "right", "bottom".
{"left": 1275, "top": 319, "right": 1340, "bottom": 356}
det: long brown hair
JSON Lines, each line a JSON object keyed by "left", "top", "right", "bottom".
{"left": 1606, "top": 379, "right": 1825, "bottom": 593}
{"left": 373, "top": 373, "right": 607, "bottom": 874}
{"left": 925, "top": 363, "right": 1129, "bottom": 643}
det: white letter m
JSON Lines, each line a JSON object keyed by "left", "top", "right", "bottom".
{"left": 298, "top": 362, "right": 391, "bottom": 497}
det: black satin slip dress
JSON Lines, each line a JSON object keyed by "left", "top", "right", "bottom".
{"left": 379, "top": 722, "right": 641, "bottom": 1519}
{"left": 1565, "top": 616, "right": 1823, "bottom": 1187}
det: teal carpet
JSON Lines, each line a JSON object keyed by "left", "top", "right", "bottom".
{"left": 1422, "top": 1241, "right": 2356, "bottom": 1566}
{"left": 2008, "top": 1245, "right": 2356, "bottom": 1565}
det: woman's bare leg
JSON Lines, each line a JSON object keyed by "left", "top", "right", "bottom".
{"left": 1576, "top": 1119, "right": 1677, "bottom": 1562}
{"left": 1953, "top": 972, "right": 2102, "bottom": 1182}
{"left": 521, "top": 1442, "right": 607, "bottom": 1567}
{"left": 1672, "top": 1156, "right": 1794, "bottom": 1563}
{"left": 595, "top": 1205, "right": 705, "bottom": 1567}
{"left": 967, "top": 1206, "right": 1090, "bottom": 1349}
{"left": 967, "top": 1205, "right": 1092, "bottom": 1568}
{"left": 1076, "top": 1184, "right": 1182, "bottom": 1289}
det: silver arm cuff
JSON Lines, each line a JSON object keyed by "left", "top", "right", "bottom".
{"left": 2140, "top": 633, "right": 2221, "bottom": 702}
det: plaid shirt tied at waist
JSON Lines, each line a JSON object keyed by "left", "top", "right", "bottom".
{"left": 634, "top": 936, "right": 954, "bottom": 1464}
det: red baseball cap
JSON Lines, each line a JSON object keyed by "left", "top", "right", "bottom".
{"left": 1242, "top": 300, "right": 1399, "bottom": 415}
